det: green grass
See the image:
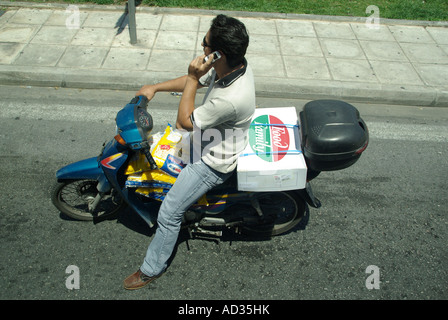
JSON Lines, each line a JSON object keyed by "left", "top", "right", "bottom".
{"left": 8, "top": 0, "right": 448, "bottom": 21}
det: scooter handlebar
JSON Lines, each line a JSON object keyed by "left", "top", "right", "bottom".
{"left": 136, "top": 96, "right": 156, "bottom": 170}
{"left": 130, "top": 95, "right": 149, "bottom": 110}
{"left": 141, "top": 141, "right": 158, "bottom": 171}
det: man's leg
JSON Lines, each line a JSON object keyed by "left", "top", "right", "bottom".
{"left": 141, "top": 161, "right": 230, "bottom": 276}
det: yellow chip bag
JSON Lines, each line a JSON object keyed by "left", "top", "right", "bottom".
{"left": 125, "top": 153, "right": 149, "bottom": 175}
{"left": 151, "top": 125, "right": 183, "bottom": 167}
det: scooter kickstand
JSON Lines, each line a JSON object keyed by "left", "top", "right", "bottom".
{"left": 250, "top": 197, "right": 263, "bottom": 217}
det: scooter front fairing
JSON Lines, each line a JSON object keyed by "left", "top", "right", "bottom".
{"left": 56, "top": 156, "right": 103, "bottom": 181}
{"left": 99, "top": 138, "right": 159, "bottom": 227}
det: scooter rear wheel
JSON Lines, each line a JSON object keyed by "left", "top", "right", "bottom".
{"left": 242, "top": 191, "right": 306, "bottom": 237}
{"left": 51, "top": 179, "right": 126, "bottom": 221}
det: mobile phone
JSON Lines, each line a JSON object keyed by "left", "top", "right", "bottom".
{"left": 204, "top": 51, "right": 222, "bottom": 63}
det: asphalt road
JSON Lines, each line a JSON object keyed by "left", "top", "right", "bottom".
{"left": 0, "top": 85, "right": 447, "bottom": 302}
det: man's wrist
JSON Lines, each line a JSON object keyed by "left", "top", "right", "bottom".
{"left": 187, "top": 74, "right": 200, "bottom": 83}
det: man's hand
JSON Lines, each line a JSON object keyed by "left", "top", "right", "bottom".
{"left": 187, "top": 54, "right": 214, "bottom": 81}
{"left": 176, "top": 54, "right": 213, "bottom": 131}
{"left": 136, "top": 85, "right": 157, "bottom": 101}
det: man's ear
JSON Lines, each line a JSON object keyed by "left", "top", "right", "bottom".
{"left": 217, "top": 51, "right": 226, "bottom": 64}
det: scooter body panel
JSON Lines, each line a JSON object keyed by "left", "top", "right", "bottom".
{"left": 56, "top": 156, "right": 103, "bottom": 181}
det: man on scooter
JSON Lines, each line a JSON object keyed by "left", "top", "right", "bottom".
{"left": 124, "top": 14, "right": 255, "bottom": 290}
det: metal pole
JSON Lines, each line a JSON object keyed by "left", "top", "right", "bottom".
{"left": 128, "top": 0, "right": 137, "bottom": 45}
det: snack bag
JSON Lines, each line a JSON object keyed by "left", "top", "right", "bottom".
{"left": 126, "top": 170, "right": 177, "bottom": 186}
{"left": 126, "top": 169, "right": 176, "bottom": 202}
{"left": 135, "top": 188, "right": 209, "bottom": 204}
{"left": 125, "top": 125, "right": 188, "bottom": 177}
{"left": 124, "top": 124, "right": 192, "bottom": 202}
{"left": 125, "top": 153, "right": 149, "bottom": 175}
{"left": 150, "top": 125, "right": 187, "bottom": 177}
{"left": 125, "top": 131, "right": 163, "bottom": 175}
{"left": 135, "top": 187, "right": 172, "bottom": 201}
{"left": 126, "top": 169, "right": 209, "bottom": 205}
{"left": 151, "top": 125, "right": 182, "bottom": 165}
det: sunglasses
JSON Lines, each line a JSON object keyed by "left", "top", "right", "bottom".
{"left": 203, "top": 36, "right": 212, "bottom": 48}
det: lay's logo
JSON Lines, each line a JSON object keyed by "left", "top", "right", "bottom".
{"left": 249, "top": 115, "right": 290, "bottom": 162}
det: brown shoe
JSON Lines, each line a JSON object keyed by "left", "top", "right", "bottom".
{"left": 123, "top": 270, "right": 162, "bottom": 290}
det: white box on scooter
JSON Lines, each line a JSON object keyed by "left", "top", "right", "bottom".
{"left": 237, "top": 107, "right": 307, "bottom": 191}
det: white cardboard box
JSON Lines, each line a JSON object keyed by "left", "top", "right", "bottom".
{"left": 237, "top": 107, "right": 307, "bottom": 191}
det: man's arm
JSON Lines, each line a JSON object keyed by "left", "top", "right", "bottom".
{"left": 176, "top": 55, "right": 214, "bottom": 131}
{"left": 176, "top": 75, "right": 198, "bottom": 131}
{"left": 136, "top": 75, "right": 189, "bottom": 101}
{"left": 136, "top": 54, "right": 213, "bottom": 131}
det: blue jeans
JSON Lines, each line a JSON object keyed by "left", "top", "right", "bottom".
{"left": 140, "top": 160, "right": 231, "bottom": 276}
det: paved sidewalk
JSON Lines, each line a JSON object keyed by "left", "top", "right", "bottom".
{"left": 0, "top": 2, "right": 447, "bottom": 106}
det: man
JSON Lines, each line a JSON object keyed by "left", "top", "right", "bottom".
{"left": 123, "top": 14, "right": 255, "bottom": 290}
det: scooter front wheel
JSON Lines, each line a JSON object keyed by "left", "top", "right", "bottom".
{"left": 51, "top": 179, "right": 126, "bottom": 221}
{"left": 242, "top": 191, "right": 306, "bottom": 237}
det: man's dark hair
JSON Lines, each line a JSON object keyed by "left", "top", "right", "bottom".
{"left": 209, "top": 15, "right": 249, "bottom": 68}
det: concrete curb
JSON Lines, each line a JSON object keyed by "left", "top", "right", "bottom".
{"left": 1, "top": 64, "right": 446, "bottom": 106}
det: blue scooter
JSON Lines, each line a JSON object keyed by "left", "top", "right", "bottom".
{"left": 51, "top": 96, "right": 368, "bottom": 238}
